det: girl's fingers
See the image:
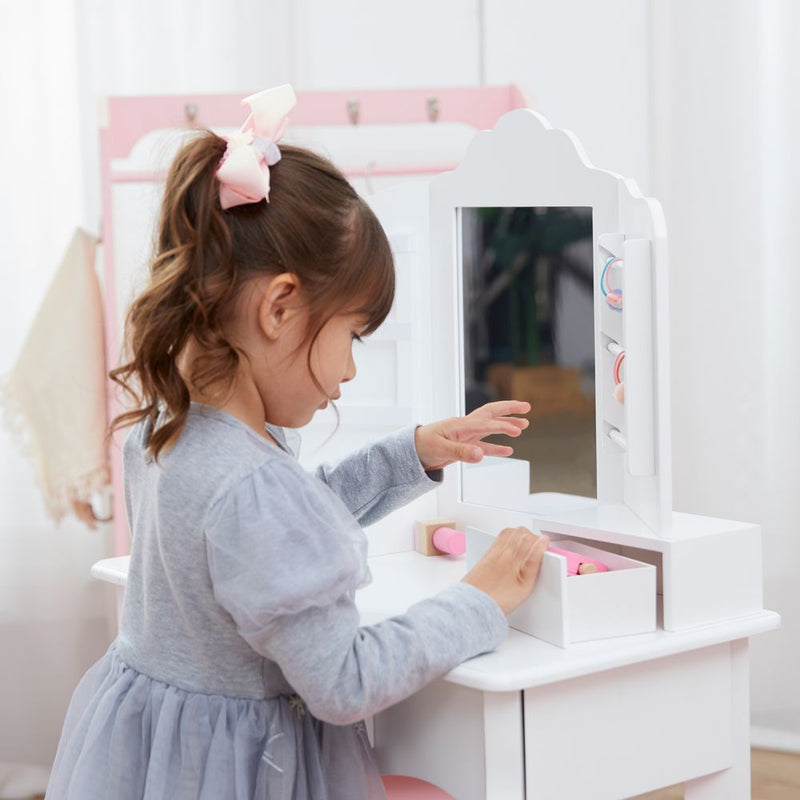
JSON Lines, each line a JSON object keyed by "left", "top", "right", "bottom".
{"left": 448, "top": 417, "right": 528, "bottom": 441}
{"left": 485, "top": 415, "right": 528, "bottom": 431}
{"left": 468, "top": 400, "right": 531, "bottom": 419}
{"left": 521, "top": 534, "right": 550, "bottom": 579}
{"left": 477, "top": 442, "right": 514, "bottom": 457}
{"left": 509, "top": 530, "right": 547, "bottom": 578}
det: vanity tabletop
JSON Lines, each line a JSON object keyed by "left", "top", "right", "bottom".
{"left": 357, "top": 550, "right": 780, "bottom": 693}
{"left": 92, "top": 552, "right": 780, "bottom": 694}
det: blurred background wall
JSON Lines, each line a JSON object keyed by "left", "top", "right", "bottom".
{"left": 1, "top": 0, "right": 797, "bottom": 781}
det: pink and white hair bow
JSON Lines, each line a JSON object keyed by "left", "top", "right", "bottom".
{"left": 216, "top": 84, "right": 297, "bottom": 210}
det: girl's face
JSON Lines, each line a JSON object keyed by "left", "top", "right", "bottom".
{"left": 261, "top": 309, "right": 367, "bottom": 429}
{"left": 306, "top": 311, "right": 366, "bottom": 414}
{"left": 226, "top": 275, "right": 371, "bottom": 432}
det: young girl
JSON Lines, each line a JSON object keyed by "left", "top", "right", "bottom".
{"left": 46, "top": 86, "right": 549, "bottom": 800}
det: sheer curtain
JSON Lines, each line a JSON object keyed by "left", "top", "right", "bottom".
{"left": 754, "top": 0, "right": 800, "bottom": 750}
{"left": 0, "top": 1, "right": 111, "bottom": 789}
{"left": 652, "top": 0, "right": 800, "bottom": 750}
{"left": 0, "top": 0, "right": 292, "bottom": 787}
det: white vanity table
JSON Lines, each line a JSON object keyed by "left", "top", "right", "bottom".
{"left": 92, "top": 105, "right": 779, "bottom": 799}
{"left": 355, "top": 108, "right": 780, "bottom": 799}
{"left": 360, "top": 550, "right": 777, "bottom": 800}
{"left": 92, "top": 543, "right": 778, "bottom": 800}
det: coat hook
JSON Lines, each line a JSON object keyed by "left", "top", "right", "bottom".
{"left": 185, "top": 103, "right": 198, "bottom": 125}
{"left": 426, "top": 96, "right": 440, "bottom": 123}
{"left": 347, "top": 98, "right": 360, "bottom": 125}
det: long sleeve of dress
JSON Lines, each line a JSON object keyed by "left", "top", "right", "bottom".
{"left": 205, "top": 457, "right": 507, "bottom": 726}
{"left": 313, "top": 427, "right": 443, "bottom": 526}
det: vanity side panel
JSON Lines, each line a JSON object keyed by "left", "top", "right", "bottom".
{"left": 662, "top": 523, "right": 763, "bottom": 630}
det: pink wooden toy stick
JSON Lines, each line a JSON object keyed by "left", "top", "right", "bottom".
{"left": 547, "top": 545, "right": 609, "bottom": 576}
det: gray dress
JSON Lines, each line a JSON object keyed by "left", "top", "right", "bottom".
{"left": 45, "top": 404, "right": 508, "bottom": 800}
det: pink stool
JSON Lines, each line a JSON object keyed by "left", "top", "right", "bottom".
{"left": 382, "top": 774, "right": 456, "bottom": 799}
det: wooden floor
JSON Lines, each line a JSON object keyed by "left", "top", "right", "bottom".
{"left": 632, "top": 748, "right": 800, "bottom": 799}
{"left": 25, "top": 748, "right": 800, "bottom": 799}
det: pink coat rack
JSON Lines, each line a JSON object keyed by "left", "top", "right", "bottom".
{"left": 99, "top": 85, "right": 529, "bottom": 555}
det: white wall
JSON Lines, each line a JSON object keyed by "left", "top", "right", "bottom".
{"left": 483, "top": 0, "right": 652, "bottom": 193}
{"left": 290, "top": 0, "right": 482, "bottom": 89}
{"left": 291, "top": 0, "right": 652, "bottom": 190}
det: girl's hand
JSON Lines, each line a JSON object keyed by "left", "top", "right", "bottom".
{"left": 463, "top": 526, "right": 549, "bottom": 615}
{"left": 414, "top": 400, "right": 530, "bottom": 472}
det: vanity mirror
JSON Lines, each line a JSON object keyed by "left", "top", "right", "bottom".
{"left": 459, "top": 205, "right": 596, "bottom": 502}
{"left": 425, "top": 109, "right": 673, "bottom": 534}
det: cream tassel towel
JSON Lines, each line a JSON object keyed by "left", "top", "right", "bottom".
{"left": 1, "top": 228, "right": 111, "bottom": 523}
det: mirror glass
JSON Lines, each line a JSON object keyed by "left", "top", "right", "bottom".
{"left": 460, "top": 206, "right": 596, "bottom": 505}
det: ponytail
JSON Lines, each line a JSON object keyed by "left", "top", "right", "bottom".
{"left": 110, "top": 132, "right": 242, "bottom": 458}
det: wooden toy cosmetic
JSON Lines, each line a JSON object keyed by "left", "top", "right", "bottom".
{"left": 546, "top": 545, "right": 609, "bottom": 576}
{"left": 415, "top": 519, "right": 465, "bottom": 556}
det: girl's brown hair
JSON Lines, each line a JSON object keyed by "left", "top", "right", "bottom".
{"left": 109, "top": 132, "right": 394, "bottom": 459}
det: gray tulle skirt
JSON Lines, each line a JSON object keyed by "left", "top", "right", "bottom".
{"left": 45, "top": 645, "right": 387, "bottom": 800}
